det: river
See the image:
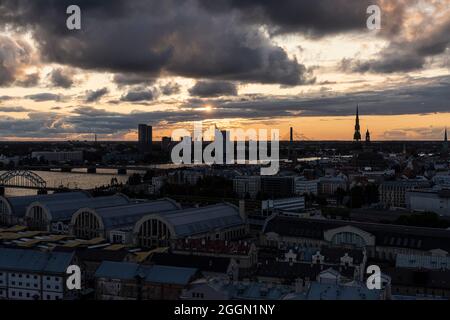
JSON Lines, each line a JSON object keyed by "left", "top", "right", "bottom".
{"left": 0, "top": 168, "right": 146, "bottom": 197}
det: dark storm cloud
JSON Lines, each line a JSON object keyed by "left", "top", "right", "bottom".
{"left": 342, "top": 17, "right": 450, "bottom": 74}
{"left": 0, "top": 0, "right": 311, "bottom": 86}
{"left": 25, "top": 93, "right": 62, "bottom": 102}
{"left": 215, "top": 77, "right": 450, "bottom": 117}
{"left": 160, "top": 82, "right": 181, "bottom": 95}
{"left": 49, "top": 68, "right": 74, "bottom": 88}
{"left": 120, "top": 88, "right": 156, "bottom": 102}
{"left": 189, "top": 81, "right": 238, "bottom": 97}
{"left": 15, "top": 73, "right": 40, "bottom": 87}
{"left": 340, "top": 51, "right": 426, "bottom": 74}
{"left": 199, "top": 0, "right": 376, "bottom": 36}
{"left": 85, "top": 87, "right": 109, "bottom": 102}
{"left": 113, "top": 73, "right": 157, "bottom": 88}
{"left": 0, "top": 35, "right": 35, "bottom": 87}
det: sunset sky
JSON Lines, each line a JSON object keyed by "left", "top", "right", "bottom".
{"left": 0, "top": 0, "right": 449, "bottom": 141}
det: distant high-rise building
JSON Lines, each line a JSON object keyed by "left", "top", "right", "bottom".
{"left": 138, "top": 124, "right": 152, "bottom": 153}
{"left": 161, "top": 136, "right": 172, "bottom": 152}
{"left": 353, "top": 105, "right": 361, "bottom": 142}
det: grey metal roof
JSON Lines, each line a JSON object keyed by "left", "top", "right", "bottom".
{"left": 0, "top": 248, "right": 74, "bottom": 273}
{"left": 159, "top": 203, "right": 244, "bottom": 237}
{"left": 94, "top": 199, "right": 180, "bottom": 230}
{"left": 2, "top": 191, "right": 91, "bottom": 217}
{"left": 95, "top": 261, "right": 197, "bottom": 285}
{"left": 94, "top": 261, "right": 144, "bottom": 280}
{"left": 34, "top": 194, "right": 130, "bottom": 222}
{"left": 145, "top": 265, "right": 198, "bottom": 285}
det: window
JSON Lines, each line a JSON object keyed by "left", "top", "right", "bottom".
{"left": 332, "top": 232, "right": 366, "bottom": 248}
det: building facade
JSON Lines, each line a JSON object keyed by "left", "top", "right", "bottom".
{"left": 138, "top": 124, "right": 153, "bottom": 153}
{"left": 294, "top": 177, "right": 319, "bottom": 196}
{"left": 0, "top": 248, "right": 75, "bottom": 300}
{"left": 380, "top": 180, "right": 430, "bottom": 208}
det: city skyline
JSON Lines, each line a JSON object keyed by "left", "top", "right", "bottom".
{"left": 0, "top": 0, "right": 449, "bottom": 141}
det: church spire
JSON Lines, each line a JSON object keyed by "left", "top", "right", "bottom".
{"left": 353, "top": 105, "right": 361, "bottom": 142}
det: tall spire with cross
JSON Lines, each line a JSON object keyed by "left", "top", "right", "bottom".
{"left": 353, "top": 105, "right": 361, "bottom": 142}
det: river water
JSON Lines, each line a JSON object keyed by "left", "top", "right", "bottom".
{"left": 0, "top": 168, "right": 146, "bottom": 197}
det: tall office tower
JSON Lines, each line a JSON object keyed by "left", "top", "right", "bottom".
{"left": 138, "top": 124, "right": 153, "bottom": 153}
{"left": 353, "top": 105, "right": 361, "bottom": 142}
{"left": 161, "top": 136, "right": 172, "bottom": 152}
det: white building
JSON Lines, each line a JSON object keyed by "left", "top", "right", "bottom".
{"left": 407, "top": 188, "right": 450, "bottom": 216}
{"left": 380, "top": 180, "right": 430, "bottom": 208}
{"left": 261, "top": 197, "right": 305, "bottom": 217}
{"left": 396, "top": 253, "right": 450, "bottom": 270}
{"left": 294, "top": 177, "right": 318, "bottom": 195}
{"left": 0, "top": 248, "right": 75, "bottom": 300}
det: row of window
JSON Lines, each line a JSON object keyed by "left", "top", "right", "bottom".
{"left": 6, "top": 273, "right": 61, "bottom": 282}
{"left": 6, "top": 290, "right": 62, "bottom": 300}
